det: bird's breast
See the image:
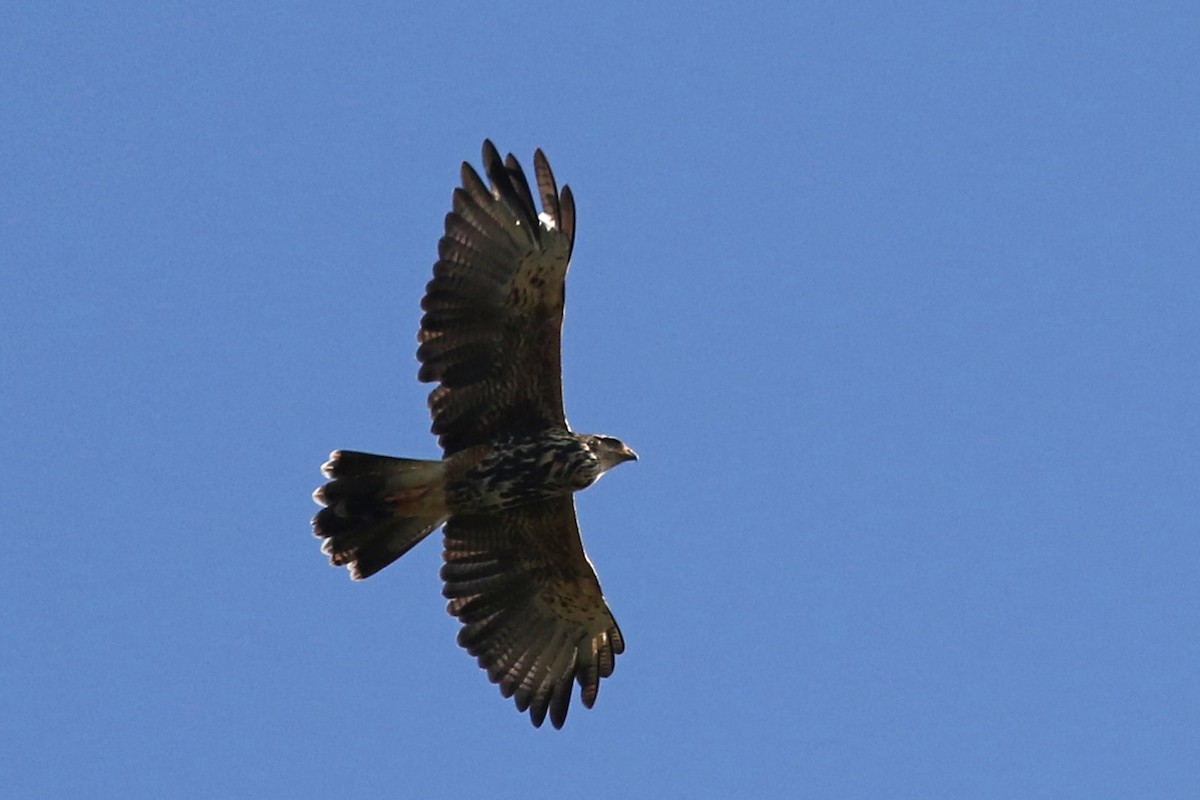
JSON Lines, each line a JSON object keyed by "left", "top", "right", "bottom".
{"left": 445, "top": 431, "right": 599, "bottom": 513}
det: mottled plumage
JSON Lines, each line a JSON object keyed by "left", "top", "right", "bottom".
{"left": 312, "top": 141, "right": 635, "bottom": 729}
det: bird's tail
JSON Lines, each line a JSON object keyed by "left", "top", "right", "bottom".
{"left": 312, "top": 450, "right": 449, "bottom": 580}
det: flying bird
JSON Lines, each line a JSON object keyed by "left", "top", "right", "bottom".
{"left": 312, "top": 140, "right": 636, "bottom": 729}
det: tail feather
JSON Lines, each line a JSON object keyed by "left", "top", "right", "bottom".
{"left": 312, "top": 450, "right": 448, "bottom": 580}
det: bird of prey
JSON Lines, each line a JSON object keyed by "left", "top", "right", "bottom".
{"left": 312, "top": 140, "right": 637, "bottom": 729}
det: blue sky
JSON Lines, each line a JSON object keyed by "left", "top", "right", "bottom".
{"left": 3, "top": 2, "right": 1198, "bottom": 797}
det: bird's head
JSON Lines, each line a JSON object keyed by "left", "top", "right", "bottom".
{"left": 585, "top": 434, "right": 638, "bottom": 473}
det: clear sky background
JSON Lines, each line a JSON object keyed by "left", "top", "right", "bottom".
{"left": 3, "top": 3, "right": 1198, "bottom": 798}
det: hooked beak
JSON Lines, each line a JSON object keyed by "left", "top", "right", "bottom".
{"left": 622, "top": 445, "right": 639, "bottom": 463}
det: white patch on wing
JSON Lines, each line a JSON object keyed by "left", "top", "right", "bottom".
{"left": 538, "top": 212, "right": 558, "bottom": 231}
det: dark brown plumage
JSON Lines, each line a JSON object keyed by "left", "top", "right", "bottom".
{"left": 312, "top": 140, "right": 635, "bottom": 728}
{"left": 419, "top": 141, "right": 576, "bottom": 455}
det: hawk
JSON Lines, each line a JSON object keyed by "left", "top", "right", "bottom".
{"left": 312, "top": 140, "right": 636, "bottom": 729}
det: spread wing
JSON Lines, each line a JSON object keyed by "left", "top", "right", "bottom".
{"left": 441, "top": 496, "right": 624, "bottom": 729}
{"left": 418, "top": 140, "right": 577, "bottom": 455}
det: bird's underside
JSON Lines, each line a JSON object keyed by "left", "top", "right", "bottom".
{"left": 311, "top": 141, "right": 635, "bottom": 729}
